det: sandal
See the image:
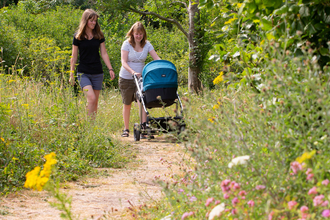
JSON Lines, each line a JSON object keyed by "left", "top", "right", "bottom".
{"left": 121, "top": 129, "right": 129, "bottom": 137}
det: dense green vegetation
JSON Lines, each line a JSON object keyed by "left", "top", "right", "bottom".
{"left": 1, "top": 0, "right": 330, "bottom": 219}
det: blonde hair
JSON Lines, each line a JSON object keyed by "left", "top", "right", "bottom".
{"left": 126, "top": 21, "right": 147, "bottom": 48}
{"left": 76, "top": 9, "right": 104, "bottom": 40}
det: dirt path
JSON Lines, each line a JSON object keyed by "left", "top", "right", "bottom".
{"left": 0, "top": 135, "right": 185, "bottom": 220}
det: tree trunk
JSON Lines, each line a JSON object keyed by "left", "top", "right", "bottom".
{"left": 188, "top": 0, "right": 202, "bottom": 93}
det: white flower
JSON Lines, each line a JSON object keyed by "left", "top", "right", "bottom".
{"left": 228, "top": 155, "right": 250, "bottom": 168}
{"left": 208, "top": 203, "right": 225, "bottom": 220}
{"left": 160, "top": 215, "right": 172, "bottom": 220}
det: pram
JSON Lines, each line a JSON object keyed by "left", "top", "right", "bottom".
{"left": 132, "top": 60, "right": 185, "bottom": 141}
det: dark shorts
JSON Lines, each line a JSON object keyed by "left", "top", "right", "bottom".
{"left": 119, "top": 77, "right": 136, "bottom": 105}
{"left": 78, "top": 73, "right": 104, "bottom": 90}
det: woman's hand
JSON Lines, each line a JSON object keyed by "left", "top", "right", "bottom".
{"left": 109, "top": 69, "right": 115, "bottom": 80}
{"left": 133, "top": 72, "right": 142, "bottom": 78}
{"left": 69, "top": 74, "right": 75, "bottom": 86}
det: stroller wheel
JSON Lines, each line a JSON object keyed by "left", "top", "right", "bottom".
{"left": 133, "top": 123, "right": 141, "bottom": 141}
{"left": 178, "top": 125, "right": 186, "bottom": 135}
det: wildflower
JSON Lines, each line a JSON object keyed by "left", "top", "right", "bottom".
{"left": 306, "top": 168, "right": 313, "bottom": 175}
{"left": 208, "top": 117, "right": 215, "bottom": 123}
{"left": 239, "top": 190, "right": 246, "bottom": 197}
{"left": 181, "top": 212, "right": 194, "bottom": 220}
{"left": 228, "top": 155, "right": 250, "bottom": 168}
{"left": 214, "top": 200, "right": 221, "bottom": 205}
{"left": 213, "top": 104, "right": 219, "bottom": 109}
{"left": 308, "top": 186, "right": 318, "bottom": 195}
{"left": 290, "top": 161, "right": 303, "bottom": 174}
{"left": 232, "top": 197, "right": 239, "bottom": 206}
{"left": 322, "top": 179, "right": 330, "bottom": 186}
{"left": 313, "top": 195, "right": 325, "bottom": 207}
{"left": 221, "top": 179, "right": 231, "bottom": 192}
{"left": 223, "top": 193, "right": 229, "bottom": 199}
{"left": 208, "top": 203, "right": 225, "bottom": 220}
{"left": 296, "top": 150, "right": 316, "bottom": 164}
{"left": 178, "top": 189, "right": 184, "bottom": 194}
{"left": 306, "top": 173, "right": 314, "bottom": 181}
{"left": 213, "top": 72, "right": 224, "bottom": 85}
{"left": 300, "top": 206, "right": 309, "bottom": 219}
{"left": 322, "top": 210, "right": 330, "bottom": 217}
{"left": 231, "top": 182, "right": 240, "bottom": 190}
{"left": 231, "top": 208, "right": 237, "bottom": 215}
{"left": 322, "top": 201, "right": 329, "bottom": 207}
{"left": 205, "top": 197, "right": 214, "bottom": 207}
{"left": 268, "top": 211, "right": 274, "bottom": 220}
{"left": 288, "top": 201, "right": 298, "bottom": 210}
{"left": 24, "top": 153, "right": 57, "bottom": 191}
{"left": 160, "top": 215, "right": 172, "bottom": 220}
{"left": 189, "top": 196, "right": 197, "bottom": 202}
{"left": 248, "top": 200, "right": 255, "bottom": 207}
{"left": 256, "top": 185, "right": 266, "bottom": 190}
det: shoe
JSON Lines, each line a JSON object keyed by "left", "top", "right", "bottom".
{"left": 121, "top": 129, "right": 129, "bottom": 137}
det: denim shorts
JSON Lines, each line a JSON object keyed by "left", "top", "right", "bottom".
{"left": 78, "top": 73, "right": 104, "bottom": 90}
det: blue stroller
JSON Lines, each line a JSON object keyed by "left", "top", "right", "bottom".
{"left": 133, "top": 60, "right": 185, "bottom": 141}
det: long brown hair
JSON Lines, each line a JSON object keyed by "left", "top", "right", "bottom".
{"left": 75, "top": 9, "right": 104, "bottom": 40}
{"left": 126, "top": 21, "right": 147, "bottom": 48}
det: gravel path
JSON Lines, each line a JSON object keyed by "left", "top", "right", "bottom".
{"left": 0, "top": 135, "right": 184, "bottom": 220}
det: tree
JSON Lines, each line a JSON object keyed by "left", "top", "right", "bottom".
{"left": 98, "top": 0, "right": 212, "bottom": 93}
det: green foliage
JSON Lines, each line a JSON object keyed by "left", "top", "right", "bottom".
{"left": 0, "top": 73, "right": 132, "bottom": 194}
{"left": 134, "top": 38, "right": 330, "bottom": 219}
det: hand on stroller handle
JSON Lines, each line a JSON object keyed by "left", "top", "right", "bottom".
{"left": 133, "top": 72, "right": 142, "bottom": 78}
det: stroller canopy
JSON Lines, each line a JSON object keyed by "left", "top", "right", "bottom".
{"left": 142, "top": 60, "right": 178, "bottom": 91}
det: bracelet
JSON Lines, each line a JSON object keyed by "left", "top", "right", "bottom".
{"left": 109, "top": 69, "right": 114, "bottom": 72}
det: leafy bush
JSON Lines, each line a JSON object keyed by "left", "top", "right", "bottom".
{"left": 132, "top": 38, "right": 330, "bottom": 219}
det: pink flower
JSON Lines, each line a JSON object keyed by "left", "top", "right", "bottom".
{"left": 256, "top": 185, "right": 266, "bottom": 190}
{"left": 247, "top": 200, "right": 255, "bottom": 207}
{"left": 323, "top": 179, "right": 330, "bottom": 186}
{"left": 224, "top": 193, "right": 230, "bottom": 199}
{"left": 205, "top": 197, "right": 214, "bottom": 207}
{"left": 268, "top": 211, "right": 274, "bottom": 220}
{"left": 189, "top": 196, "right": 197, "bottom": 202}
{"left": 182, "top": 211, "right": 194, "bottom": 219}
{"left": 322, "top": 209, "right": 330, "bottom": 217}
{"left": 305, "top": 168, "right": 313, "bottom": 175}
{"left": 313, "top": 195, "right": 325, "bottom": 207}
{"left": 288, "top": 201, "right": 298, "bottom": 210}
{"left": 290, "top": 161, "right": 303, "bottom": 174}
{"left": 239, "top": 190, "right": 246, "bottom": 197}
{"left": 308, "top": 186, "right": 318, "bottom": 195}
{"left": 221, "top": 179, "right": 231, "bottom": 192}
{"left": 231, "top": 182, "right": 240, "bottom": 190}
{"left": 232, "top": 197, "right": 239, "bottom": 206}
{"left": 300, "top": 206, "right": 309, "bottom": 219}
{"left": 231, "top": 208, "right": 237, "bottom": 215}
{"left": 322, "top": 201, "right": 329, "bottom": 207}
{"left": 306, "top": 173, "right": 314, "bottom": 181}
{"left": 214, "top": 200, "right": 221, "bottom": 205}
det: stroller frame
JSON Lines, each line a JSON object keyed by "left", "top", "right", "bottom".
{"left": 132, "top": 74, "right": 185, "bottom": 141}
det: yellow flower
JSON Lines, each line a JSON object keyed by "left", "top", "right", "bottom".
{"left": 213, "top": 72, "right": 224, "bottom": 85}
{"left": 296, "top": 150, "right": 316, "bottom": 164}
{"left": 21, "top": 104, "right": 29, "bottom": 109}
{"left": 208, "top": 117, "right": 215, "bottom": 123}
{"left": 24, "top": 153, "right": 57, "bottom": 191}
{"left": 213, "top": 104, "right": 220, "bottom": 109}
{"left": 0, "top": 137, "right": 4, "bottom": 142}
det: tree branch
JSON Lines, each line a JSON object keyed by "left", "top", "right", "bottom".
{"left": 173, "top": 1, "right": 188, "bottom": 10}
{"left": 127, "top": 7, "right": 189, "bottom": 38}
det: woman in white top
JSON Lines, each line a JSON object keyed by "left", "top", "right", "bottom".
{"left": 119, "top": 21, "right": 161, "bottom": 137}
